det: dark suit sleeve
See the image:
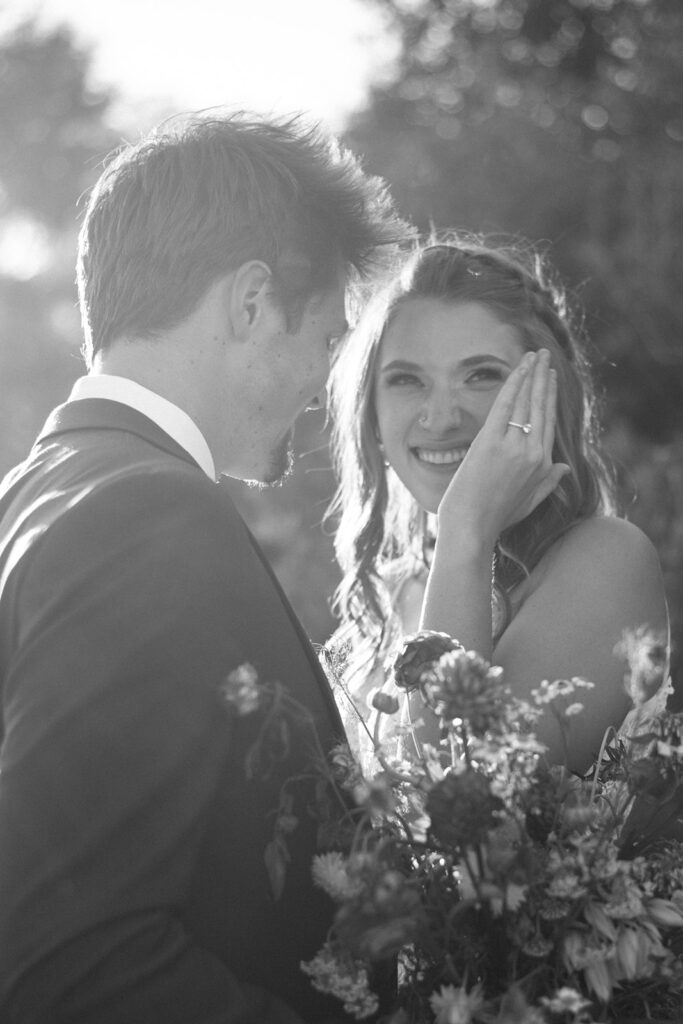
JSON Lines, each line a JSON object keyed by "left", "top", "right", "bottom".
{"left": 0, "top": 471, "right": 307, "bottom": 1024}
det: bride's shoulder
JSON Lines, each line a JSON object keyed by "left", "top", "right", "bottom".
{"left": 534, "top": 514, "right": 666, "bottom": 620}
{"left": 514, "top": 515, "right": 662, "bottom": 608}
{"left": 555, "top": 515, "right": 660, "bottom": 573}
{"left": 506, "top": 515, "right": 668, "bottom": 661}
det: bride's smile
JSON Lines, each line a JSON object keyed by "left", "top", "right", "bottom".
{"left": 412, "top": 444, "right": 470, "bottom": 467}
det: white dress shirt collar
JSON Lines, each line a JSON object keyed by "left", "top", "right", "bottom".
{"left": 68, "top": 374, "right": 217, "bottom": 482}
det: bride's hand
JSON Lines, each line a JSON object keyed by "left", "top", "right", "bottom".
{"left": 436, "top": 349, "right": 570, "bottom": 545}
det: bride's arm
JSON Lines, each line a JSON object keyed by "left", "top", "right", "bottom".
{"left": 419, "top": 349, "right": 565, "bottom": 655}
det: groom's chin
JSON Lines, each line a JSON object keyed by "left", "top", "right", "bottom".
{"left": 248, "top": 437, "right": 295, "bottom": 489}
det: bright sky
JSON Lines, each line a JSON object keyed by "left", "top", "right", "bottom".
{"left": 0, "top": 0, "right": 401, "bottom": 279}
{"left": 1, "top": 0, "right": 399, "bottom": 130}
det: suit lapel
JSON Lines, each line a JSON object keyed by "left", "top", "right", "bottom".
{"left": 240, "top": 519, "right": 347, "bottom": 738}
{"left": 36, "top": 399, "right": 201, "bottom": 472}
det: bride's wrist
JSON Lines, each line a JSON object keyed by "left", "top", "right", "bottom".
{"left": 432, "top": 525, "right": 496, "bottom": 566}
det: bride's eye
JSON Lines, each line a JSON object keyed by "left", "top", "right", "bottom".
{"left": 384, "top": 371, "right": 423, "bottom": 388}
{"left": 465, "top": 366, "right": 507, "bottom": 388}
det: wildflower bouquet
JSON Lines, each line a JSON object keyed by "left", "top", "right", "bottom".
{"left": 300, "top": 630, "right": 683, "bottom": 1023}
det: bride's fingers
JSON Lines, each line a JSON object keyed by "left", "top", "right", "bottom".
{"left": 485, "top": 351, "right": 536, "bottom": 433}
{"left": 527, "top": 349, "right": 551, "bottom": 429}
{"left": 506, "top": 352, "right": 537, "bottom": 430}
{"left": 542, "top": 368, "right": 558, "bottom": 455}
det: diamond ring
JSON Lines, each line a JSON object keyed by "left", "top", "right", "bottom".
{"left": 507, "top": 421, "right": 532, "bottom": 435}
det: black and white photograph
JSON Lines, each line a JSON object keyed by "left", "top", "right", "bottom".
{"left": 0, "top": 2, "right": 682, "bottom": 1021}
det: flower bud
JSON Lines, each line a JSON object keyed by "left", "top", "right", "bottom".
{"left": 584, "top": 958, "right": 613, "bottom": 1003}
{"left": 371, "top": 690, "right": 400, "bottom": 715}
{"left": 393, "top": 630, "right": 463, "bottom": 693}
{"left": 584, "top": 901, "right": 617, "bottom": 941}
{"left": 615, "top": 926, "right": 640, "bottom": 980}
{"left": 646, "top": 897, "right": 683, "bottom": 928}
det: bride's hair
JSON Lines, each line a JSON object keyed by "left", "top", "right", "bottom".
{"left": 326, "top": 235, "right": 617, "bottom": 660}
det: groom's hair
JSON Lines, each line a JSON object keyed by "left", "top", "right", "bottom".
{"left": 76, "top": 110, "right": 406, "bottom": 362}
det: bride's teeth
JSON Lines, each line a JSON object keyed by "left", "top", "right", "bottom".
{"left": 416, "top": 448, "right": 467, "bottom": 465}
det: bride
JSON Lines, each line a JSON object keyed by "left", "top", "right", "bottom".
{"left": 326, "top": 238, "right": 669, "bottom": 774}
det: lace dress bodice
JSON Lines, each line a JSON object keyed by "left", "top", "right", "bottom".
{"left": 331, "top": 566, "right": 511, "bottom": 775}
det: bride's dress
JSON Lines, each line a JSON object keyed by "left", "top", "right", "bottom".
{"left": 329, "top": 569, "right": 424, "bottom": 775}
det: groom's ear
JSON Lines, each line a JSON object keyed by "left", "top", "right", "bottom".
{"left": 226, "top": 260, "right": 275, "bottom": 340}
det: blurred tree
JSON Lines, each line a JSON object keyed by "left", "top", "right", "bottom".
{"left": 366, "top": 0, "right": 683, "bottom": 152}
{"left": 0, "top": 19, "right": 119, "bottom": 473}
{"left": 347, "top": 0, "right": 683, "bottom": 438}
{"left": 343, "top": 0, "right": 683, "bottom": 684}
{"left": 0, "top": 19, "right": 115, "bottom": 226}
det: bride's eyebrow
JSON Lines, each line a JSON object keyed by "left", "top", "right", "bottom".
{"left": 460, "top": 355, "right": 512, "bottom": 368}
{"left": 379, "top": 354, "right": 512, "bottom": 373}
{"left": 378, "top": 359, "right": 422, "bottom": 372}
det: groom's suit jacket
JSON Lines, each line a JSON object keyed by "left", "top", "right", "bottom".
{"left": 0, "top": 399, "right": 354, "bottom": 1024}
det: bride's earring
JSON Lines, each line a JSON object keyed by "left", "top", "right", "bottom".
{"left": 377, "top": 438, "right": 390, "bottom": 470}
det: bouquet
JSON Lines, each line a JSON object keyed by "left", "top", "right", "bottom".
{"left": 297, "top": 628, "right": 683, "bottom": 1023}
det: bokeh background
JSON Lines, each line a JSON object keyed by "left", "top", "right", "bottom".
{"left": 1, "top": 0, "right": 681, "bottom": 695}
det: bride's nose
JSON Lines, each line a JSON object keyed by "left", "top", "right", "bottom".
{"left": 418, "top": 391, "right": 463, "bottom": 431}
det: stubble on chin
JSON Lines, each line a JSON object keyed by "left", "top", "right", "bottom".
{"left": 248, "top": 437, "right": 295, "bottom": 489}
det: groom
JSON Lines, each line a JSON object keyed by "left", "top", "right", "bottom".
{"left": 0, "top": 112, "right": 406, "bottom": 1023}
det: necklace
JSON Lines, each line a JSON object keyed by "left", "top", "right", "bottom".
{"left": 491, "top": 547, "right": 511, "bottom": 645}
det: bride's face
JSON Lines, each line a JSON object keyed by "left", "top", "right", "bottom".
{"left": 373, "top": 297, "right": 526, "bottom": 513}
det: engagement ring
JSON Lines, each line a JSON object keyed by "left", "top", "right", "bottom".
{"left": 507, "top": 421, "right": 532, "bottom": 434}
